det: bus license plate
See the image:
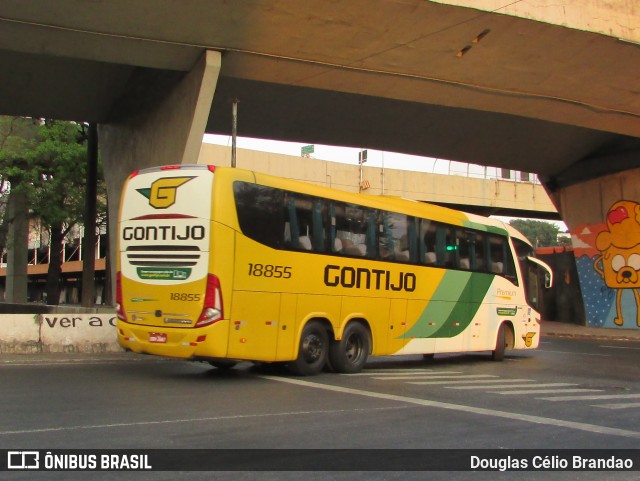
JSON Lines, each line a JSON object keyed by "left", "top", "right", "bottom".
{"left": 149, "top": 333, "right": 167, "bottom": 343}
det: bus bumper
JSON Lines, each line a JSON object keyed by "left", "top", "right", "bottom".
{"left": 117, "top": 319, "right": 230, "bottom": 359}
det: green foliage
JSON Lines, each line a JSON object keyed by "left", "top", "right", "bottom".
{"left": 0, "top": 117, "right": 40, "bottom": 192}
{"left": 0, "top": 115, "right": 106, "bottom": 251}
{"left": 509, "top": 219, "right": 561, "bottom": 247}
{"left": 30, "top": 120, "right": 92, "bottom": 233}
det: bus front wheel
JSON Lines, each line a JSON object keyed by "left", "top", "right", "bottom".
{"left": 328, "top": 322, "right": 371, "bottom": 374}
{"left": 288, "top": 321, "right": 329, "bottom": 376}
{"left": 492, "top": 323, "right": 507, "bottom": 361}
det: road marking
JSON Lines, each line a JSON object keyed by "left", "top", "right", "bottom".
{"left": 600, "top": 345, "right": 640, "bottom": 350}
{"left": 374, "top": 374, "right": 498, "bottom": 381}
{"left": 409, "top": 378, "right": 534, "bottom": 385}
{"left": 540, "top": 393, "right": 640, "bottom": 402}
{"left": 0, "top": 405, "right": 409, "bottom": 436}
{"left": 0, "top": 358, "right": 170, "bottom": 366}
{"left": 347, "top": 370, "right": 455, "bottom": 376}
{"left": 448, "top": 383, "right": 578, "bottom": 390}
{"left": 537, "top": 350, "right": 610, "bottom": 357}
{"left": 259, "top": 375, "right": 640, "bottom": 439}
{"left": 491, "top": 388, "right": 602, "bottom": 395}
{"left": 596, "top": 402, "right": 640, "bottom": 410}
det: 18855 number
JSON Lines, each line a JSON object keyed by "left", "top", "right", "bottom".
{"left": 248, "top": 264, "right": 292, "bottom": 278}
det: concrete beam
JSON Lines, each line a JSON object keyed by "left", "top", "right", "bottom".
{"left": 197, "top": 143, "right": 558, "bottom": 218}
{"left": 99, "top": 50, "right": 221, "bottom": 300}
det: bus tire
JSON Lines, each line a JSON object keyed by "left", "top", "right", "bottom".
{"left": 328, "top": 322, "right": 371, "bottom": 374}
{"left": 288, "top": 321, "right": 329, "bottom": 376}
{"left": 492, "top": 323, "right": 507, "bottom": 361}
{"left": 208, "top": 360, "right": 237, "bottom": 370}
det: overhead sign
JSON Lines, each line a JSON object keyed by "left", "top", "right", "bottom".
{"left": 301, "top": 145, "right": 314, "bottom": 156}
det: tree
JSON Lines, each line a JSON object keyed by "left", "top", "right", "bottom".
{"left": 30, "top": 120, "right": 107, "bottom": 304}
{"left": 0, "top": 116, "right": 106, "bottom": 304}
{"left": 509, "top": 219, "right": 561, "bottom": 247}
{"left": 0, "top": 117, "right": 40, "bottom": 261}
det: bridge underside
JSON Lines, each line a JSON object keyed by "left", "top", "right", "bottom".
{"left": 0, "top": 0, "right": 639, "bottom": 328}
{"left": 1, "top": 1, "right": 638, "bottom": 192}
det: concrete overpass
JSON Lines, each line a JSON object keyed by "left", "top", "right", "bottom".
{"left": 1, "top": 1, "right": 639, "bottom": 188}
{"left": 199, "top": 143, "right": 558, "bottom": 219}
{"left": 0, "top": 1, "right": 638, "bottom": 329}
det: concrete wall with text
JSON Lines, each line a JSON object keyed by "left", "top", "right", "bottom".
{"left": 559, "top": 168, "right": 640, "bottom": 329}
{"left": 0, "top": 313, "right": 121, "bottom": 353}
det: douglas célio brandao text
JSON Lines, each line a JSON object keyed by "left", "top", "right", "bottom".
{"left": 470, "top": 454, "right": 634, "bottom": 471}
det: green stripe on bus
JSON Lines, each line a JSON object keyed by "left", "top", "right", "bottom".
{"left": 402, "top": 272, "right": 494, "bottom": 339}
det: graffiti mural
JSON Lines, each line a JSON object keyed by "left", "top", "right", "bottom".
{"left": 572, "top": 201, "right": 640, "bottom": 329}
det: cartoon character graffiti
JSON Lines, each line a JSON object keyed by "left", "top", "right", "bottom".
{"left": 593, "top": 200, "right": 640, "bottom": 326}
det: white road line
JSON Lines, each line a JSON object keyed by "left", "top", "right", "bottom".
{"left": 447, "top": 383, "right": 578, "bottom": 390}
{"left": 0, "top": 405, "right": 408, "bottom": 436}
{"left": 374, "top": 374, "right": 498, "bottom": 381}
{"left": 540, "top": 393, "right": 640, "bottom": 402}
{"left": 347, "top": 370, "right": 450, "bottom": 376}
{"left": 595, "top": 402, "right": 640, "bottom": 410}
{"left": 600, "top": 346, "right": 640, "bottom": 350}
{"left": 537, "top": 350, "right": 610, "bottom": 357}
{"left": 491, "top": 388, "right": 602, "bottom": 395}
{"left": 259, "top": 375, "right": 640, "bottom": 439}
{"left": 408, "top": 378, "right": 534, "bottom": 385}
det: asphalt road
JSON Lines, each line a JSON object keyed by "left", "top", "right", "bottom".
{"left": 1, "top": 337, "right": 639, "bottom": 481}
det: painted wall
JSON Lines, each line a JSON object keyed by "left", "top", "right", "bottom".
{"left": 0, "top": 313, "right": 120, "bottom": 353}
{"left": 559, "top": 168, "right": 640, "bottom": 329}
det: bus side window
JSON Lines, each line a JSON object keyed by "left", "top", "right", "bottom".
{"left": 285, "top": 194, "right": 327, "bottom": 252}
{"left": 488, "top": 235, "right": 506, "bottom": 274}
{"left": 234, "top": 182, "right": 284, "bottom": 249}
{"left": 472, "top": 232, "right": 486, "bottom": 272}
{"left": 420, "top": 220, "right": 438, "bottom": 265}
{"left": 379, "top": 212, "right": 413, "bottom": 262}
{"left": 435, "top": 225, "right": 456, "bottom": 268}
{"left": 457, "top": 229, "right": 471, "bottom": 270}
{"left": 334, "top": 203, "right": 370, "bottom": 257}
{"left": 489, "top": 235, "right": 518, "bottom": 285}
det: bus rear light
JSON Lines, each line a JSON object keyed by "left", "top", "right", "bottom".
{"left": 115, "top": 271, "right": 128, "bottom": 322}
{"left": 161, "top": 165, "right": 181, "bottom": 170}
{"left": 207, "top": 165, "right": 216, "bottom": 173}
{"left": 196, "top": 274, "right": 223, "bottom": 327}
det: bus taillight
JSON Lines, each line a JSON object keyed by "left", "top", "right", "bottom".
{"left": 115, "top": 271, "right": 127, "bottom": 322}
{"left": 196, "top": 274, "right": 223, "bottom": 327}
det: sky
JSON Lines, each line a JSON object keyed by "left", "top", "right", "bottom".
{"left": 203, "top": 134, "right": 567, "bottom": 231}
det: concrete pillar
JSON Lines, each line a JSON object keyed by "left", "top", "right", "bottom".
{"left": 555, "top": 167, "right": 640, "bottom": 329}
{"left": 99, "top": 50, "right": 221, "bottom": 300}
{"left": 5, "top": 187, "right": 28, "bottom": 303}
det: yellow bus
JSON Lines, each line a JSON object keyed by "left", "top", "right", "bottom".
{"left": 116, "top": 164, "right": 552, "bottom": 375}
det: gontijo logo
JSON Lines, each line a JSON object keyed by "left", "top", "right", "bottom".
{"left": 136, "top": 176, "right": 194, "bottom": 209}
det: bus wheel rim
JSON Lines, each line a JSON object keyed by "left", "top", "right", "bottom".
{"left": 345, "top": 334, "right": 363, "bottom": 362}
{"left": 302, "top": 334, "right": 323, "bottom": 363}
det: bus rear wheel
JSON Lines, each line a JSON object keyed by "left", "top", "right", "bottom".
{"left": 328, "top": 322, "right": 371, "bottom": 374}
{"left": 287, "top": 321, "right": 329, "bottom": 376}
